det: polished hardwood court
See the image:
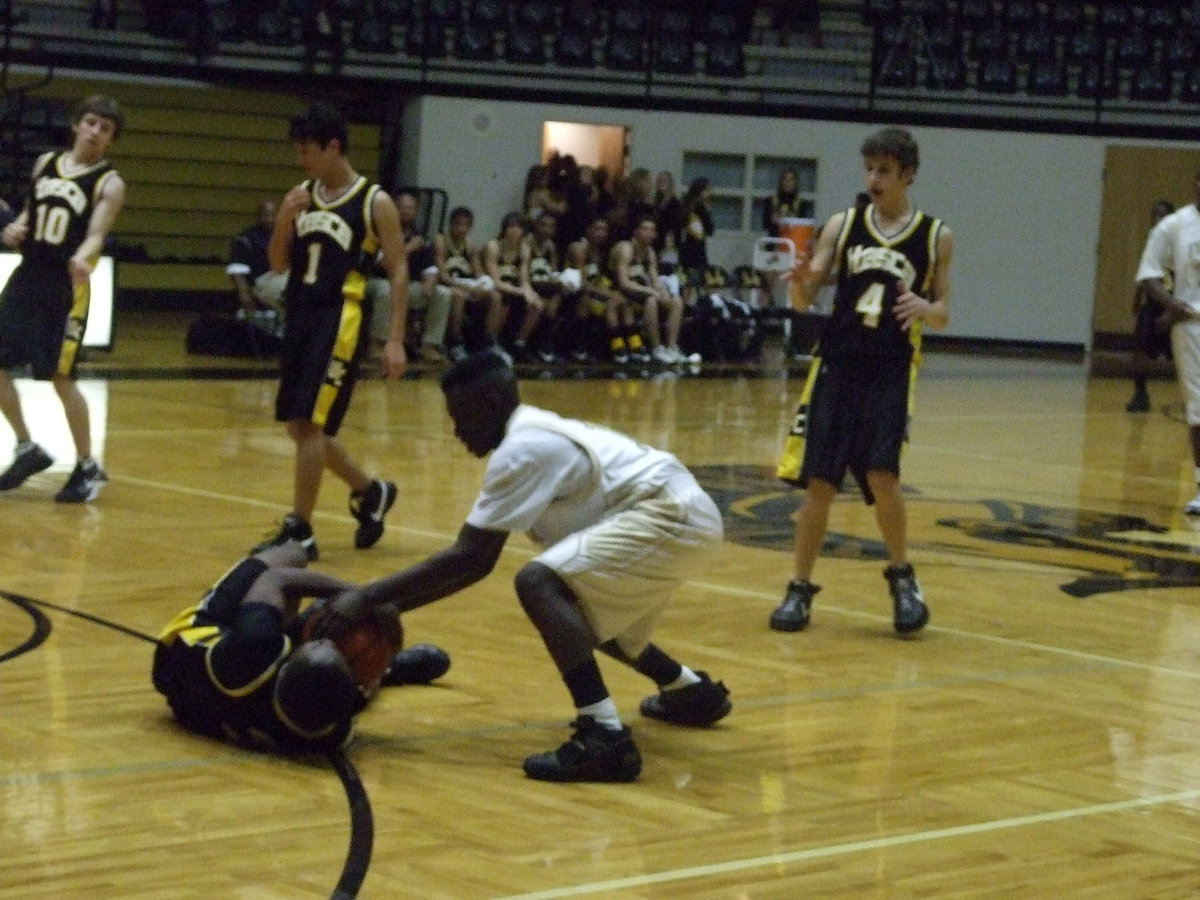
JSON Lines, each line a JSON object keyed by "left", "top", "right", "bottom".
{"left": 2, "top": 314, "right": 1199, "bottom": 898}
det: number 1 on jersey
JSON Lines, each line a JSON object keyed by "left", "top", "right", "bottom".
{"left": 303, "top": 243, "right": 322, "bottom": 285}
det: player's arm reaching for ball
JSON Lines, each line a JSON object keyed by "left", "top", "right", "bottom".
{"left": 316, "top": 524, "right": 509, "bottom": 634}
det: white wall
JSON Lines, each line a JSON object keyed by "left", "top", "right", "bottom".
{"left": 403, "top": 95, "right": 1166, "bottom": 348}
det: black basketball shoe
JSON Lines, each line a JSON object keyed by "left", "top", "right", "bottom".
{"left": 639, "top": 672, "right": 731, "bottom": 726}
{"left": 770, "top": 579, "right": 820, "bottom": 632}
{"left": 253, "top": 514, "right": 318, "bottom": 561}
{"left": 885, "top": 563, "right": 929, "bottom": 635}
{"left": 54, "top": 458, "right": 108, "bottom": 503}
{"left": 523, "top": 716, "right": 642, "bottom": 783}
{"left": 350, "top": 479, "right": 397, "bottom": 549}
{"left": 0, "top": 443, "right": 53, "bottom": 490}
{"left": 381, "top": 644, "right": 451, "bottom": 686}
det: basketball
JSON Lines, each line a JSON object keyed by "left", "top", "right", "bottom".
{"left": 301, "top": 600, "right": 403, "bottom": 690}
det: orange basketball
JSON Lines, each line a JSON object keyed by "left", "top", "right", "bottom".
{"left": 301, "top": 601, "right": 403, "bottom": 690}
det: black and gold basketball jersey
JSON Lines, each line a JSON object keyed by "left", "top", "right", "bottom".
{"left": 768, "top": 192, "right": 804, "bottom": 235}
{"left": 495, "top": 241, "right": 522, "bottom": 286}
{"left": 285, "top": 176, "right": 379, "bottom": 308}
{"left": 527, "top": 236, "right": 557, "bottom": 285}
{"left": 582, "top": 241, "right": 611, "bottom": 288}
{"left": 443, "top": 235, "right": 476, "bottom": 279}
{"left": 626, "top": 242, "right": 654, "bottom": 288}
{"left": 153, "top": 605, "right": 349, "bottom": 753}
{"left": 822, "top": 205, "right": 942, "bottom": 360}
{"left": 23, "top": 152, "right": 117, "bottom": 267}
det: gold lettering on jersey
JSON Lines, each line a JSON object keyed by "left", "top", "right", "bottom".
{"left": 35, "top": 178, "right": 88, "bottom": 214}
{"left": 296, "top": 210, "right": 354, "bottom": 251}
{"left": 846, "top": 245, "right": 917, "bottom": 289}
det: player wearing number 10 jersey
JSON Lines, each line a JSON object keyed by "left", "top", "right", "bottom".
{"left": 772, "top": 126, "right": 953, "bottom": 637}
{"left": 0, "top": 95, "right": 126, "bottom": 503}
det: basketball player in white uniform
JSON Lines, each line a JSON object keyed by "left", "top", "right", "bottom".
{"left": 316, "top": 350, "right": 732, "bottom": 783}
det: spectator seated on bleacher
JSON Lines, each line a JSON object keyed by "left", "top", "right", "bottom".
{"left": 366, "top": 189, "right": 453, "bottom": 364}
{"left": 227, "top": 199, "right": 287, "bottom": 336}
{"left": 434, "top": 205, "right": 504, "bottom": 359}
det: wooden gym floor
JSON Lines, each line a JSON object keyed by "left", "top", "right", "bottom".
{"left": 2, "top": 312, "right": 1199, "bottom": 898}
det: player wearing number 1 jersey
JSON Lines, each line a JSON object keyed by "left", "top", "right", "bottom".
{"left": 771, "top": 127, "right": 953, "bottom": 637}
{"left": 0, "top": 95, "right": 126, "bottom": 503}
{"left": 253, "top": 102, "right": 409, "bottom": 561}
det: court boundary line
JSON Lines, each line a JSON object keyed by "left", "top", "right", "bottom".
{"left": 492, "top": 788, "right": 1200, "bottom": 900}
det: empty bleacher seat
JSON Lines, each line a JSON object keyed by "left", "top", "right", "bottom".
{"left": 505, "top": 24, "right": 545, "bottom": 63}
{"left": 1130, "top": 64, "right": 1172, "bottom": 101}
{"left": 1027, "top": 58, "right": 1069, "bottom": 96}
{"left": 654, "top": 36, "right": 695, "bottom": 75}
{"left": 977, "top": 55, "right": 1018, "bottom": 93}
{"left": 554, "top": 30, "right": 594, "bottom": 66}
{"left": 704, "top": 39, "right": 744, "bottom": 77}
{"left": 610, "top": 2, "right": 645, "bottom": 36}
{"left": 455, "top": 21, "right": 496, "bottom": 60}
{"left": 513, "top": 0, "right": 555, "bottom": 32}
{"left": 1077, "top": 60, "right": 1118, "bottom": 99}
{"left": 604, "top": 32, "right": 645, "bottom": 71}
{"left": 406, "top": 19, "right": 448, "bottom": 57}
{"left": 470, "top": 0, "right": 508, "bottom": 29}
{"left": 875, "top": 49, "right": 917, "bottom": 88}
{"left": 1015, "top": 26, "right": 1056, "bottom": 65}
{"left": 1182, "top": 67, "right": 1200, "bottom": 103}
{"left": 925, "top": 52, "right": 966, "bottom": 90}
{"left": 1048, "top": 1, "right": 1085, "bottom": 35}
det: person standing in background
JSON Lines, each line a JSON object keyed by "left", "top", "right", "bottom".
{"left": 1133, "top": 174, "right": 1200, "bottom": 514}
{"left": 1126, "top": 199, "right": 1175, "bottom": 413}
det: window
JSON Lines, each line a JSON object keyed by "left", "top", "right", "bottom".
{"left": 682, "top": 151, "right": 816, "bottom": 233}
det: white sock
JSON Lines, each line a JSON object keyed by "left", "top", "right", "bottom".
{"left": 15, "top": 440, "right": 35, "bottom": 454}
{"left": 662, "top": 666, "right": 701, "bottom": 692}
{"left": 577, "top": 697, "right": 622, "bottom": 730}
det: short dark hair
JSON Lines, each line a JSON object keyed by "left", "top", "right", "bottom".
{"left": 500, "top": 211, "right": 526, "bottom": 235}
{"left": 274, "top": 651, "right": 360, "bottom": 738}
{"left": 289, "top": 102, "right": 349, "bottom": 153}
{"left": 449, "top": 206, "right": 474, "bottom": 225}
{"left": 74, "top": 95, "right": 124, "bottom": 139}
{"left": 440, "top": 349, "right": 513, "bottom": 393}
{"left": 861, "top": 127, "right": 919, "bottom": 173}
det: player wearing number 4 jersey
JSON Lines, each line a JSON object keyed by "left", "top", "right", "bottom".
{"left": 254, "top": 102, "right": 409, "bottom": 561}
{"left": 772, "top": 127, "right": 953, "bottom": 636}
{"left": 0, "top": 95, "right": 126, "bottom": 503}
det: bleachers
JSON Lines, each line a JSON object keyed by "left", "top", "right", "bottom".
{"left": 866, "top": 0, "right": 1200, "bottom": 122}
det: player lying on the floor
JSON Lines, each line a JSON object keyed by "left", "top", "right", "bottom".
{"left": 152, "top": 542, "right": 450, "bottom": 754}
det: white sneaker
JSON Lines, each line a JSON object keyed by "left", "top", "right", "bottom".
{"left": 651, "top": 345, "right": 674, "bottom": 364}
{"left": 1186, "top": 492, "right": 1200, "bottom": 515}
{"left": 673, "top": 347, "right": 702, "bottom": 364}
